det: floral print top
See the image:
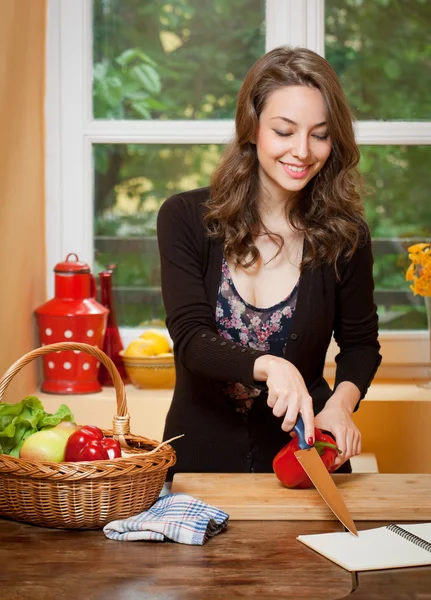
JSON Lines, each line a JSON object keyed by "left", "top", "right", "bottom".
{"left": 216, "top": 257, "right": 299, "bottom": 413}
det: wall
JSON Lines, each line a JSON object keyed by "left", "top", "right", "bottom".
{"left": 353, "top": 400, "right": 431, "bottom": 473}
{"left": 0, "top": 0, "right": 47, "bottom": 403}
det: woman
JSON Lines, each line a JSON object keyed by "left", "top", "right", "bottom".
{"left": 157, "top": 46, "right": 381, "bottom": 477}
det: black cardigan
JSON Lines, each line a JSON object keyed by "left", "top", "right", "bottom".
{"left": 157, "top": 187, "right": 381, "bottom": 475}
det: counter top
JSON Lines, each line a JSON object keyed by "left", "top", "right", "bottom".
{"left": 1, "top": 517, "right": 430, "bottom": 599}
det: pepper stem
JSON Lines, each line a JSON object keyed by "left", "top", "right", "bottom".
{"left": 313, "top": 440, "right": 342, "bottom": 456}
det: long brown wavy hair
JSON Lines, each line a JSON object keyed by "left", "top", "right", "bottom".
{"left": 204, "top": 46, "right": 366, "bottom": 271}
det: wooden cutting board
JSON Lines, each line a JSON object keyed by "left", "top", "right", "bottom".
{"left": 172, "top": 473, "right": 431, "bottom": 521}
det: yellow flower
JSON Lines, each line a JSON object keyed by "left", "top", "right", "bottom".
{"left": 405, "top": 263, "right": 415, "bottom": 281}
{"left": 408, "top": 243, "right": 429, "bottom": 253}
{"left": 406, "top": 242, "right": 431, "bottom": 297}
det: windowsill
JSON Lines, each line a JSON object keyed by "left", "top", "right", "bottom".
{"left": 36, "top": 380, "right": 431, "bottom": 473}
{"left": 36, "top": 380, "right": 431, "bottom": 405}
{"left": 36, "top": 380, "right": 431, "bottom": 440}
{"left": 37, "top": 384, "right": 173, "bottom": 404}
{"left": 357, "top": 380, "right": 431, "bottom": 402}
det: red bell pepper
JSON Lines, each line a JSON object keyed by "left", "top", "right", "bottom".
{"left": 64, "top": 425, "right": 121, "bottom": 462}
{"left": 77, "top": 439, "right": 109, "bottom": 461}
{"left": 100, "top": 437, "right": 122, "bottom": 460}
{"left": 273, "top": 427, "right": 341, "bottom": 489}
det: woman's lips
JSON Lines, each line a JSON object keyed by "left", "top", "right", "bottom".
{"left": 280, "top": 162, "right": 311, "bottom": 179}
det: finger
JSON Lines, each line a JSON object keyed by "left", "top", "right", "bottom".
{"left": 300, "top": 402, "right": 315, "bottom": 444}
{"left": 332, "top": 431, "right": 346, "bottom": 467}
{"left": 334, "top": 445, "right": 347, "bottom": 467}
{"left": 343, "top": 430, "right": 355, "bottom": 461}
{"left": 281, "top": 401, "right": 299, "bottom": 432}
{"left": 347, "top": 427, "right": 361, "bottom": 460}
{"left": 333, "top": 454, "right": 344, "bottom": 468}
{"left": 267, "top": 389, "right": 277, "bottom": 409}
{"left": 354, "top": 431, "right": 362, "bottom": 457}
{"left": 272, "top": 394, "right": 288, "bottom": 418}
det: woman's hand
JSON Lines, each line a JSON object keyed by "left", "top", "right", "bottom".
{"left": 253, "top": 355, "right": 315, "bottom": 443}
{"left": 314, "top": 382, "right": 362, "bottom": 468}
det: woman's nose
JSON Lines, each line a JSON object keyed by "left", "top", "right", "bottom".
{"left": 291, "top": 135, "right": 310, "bottom": 160}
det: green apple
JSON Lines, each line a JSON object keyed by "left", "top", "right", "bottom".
{"left": 19, "top": 429, "right": 69, "bottom": 462}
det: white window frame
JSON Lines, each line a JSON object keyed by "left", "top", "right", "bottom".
{"left": 46, "top": 0, "right": 431, "bottom": 379}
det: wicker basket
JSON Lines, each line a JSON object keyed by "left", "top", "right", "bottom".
{"left": 0, "top": 342, "right": 176, "bottom": 529}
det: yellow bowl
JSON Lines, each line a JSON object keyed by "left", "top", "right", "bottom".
{"left": 119, "top": 351, "right": 176, "bottom": 389}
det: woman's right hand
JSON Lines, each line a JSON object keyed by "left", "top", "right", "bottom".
{"left": 253, "top": 355, "right": 315, "bottom": 443}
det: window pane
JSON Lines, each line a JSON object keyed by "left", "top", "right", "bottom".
{"left": 325, "top": 0, "right": 431, "bottom": 120}
{"left": 93, "top": 143, "right": 223, "bottom": 325}
{"left": 362, "top": 145, "right": 431, "bottom": 330}
{"left": 94, "top": 143, "right": 431, "bottom": 331}
{"left": 92, "top": 0, "right": 265, "bottom": 120}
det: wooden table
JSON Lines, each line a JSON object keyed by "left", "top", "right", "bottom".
{"left": 1, "top": 518, "right": 430, "bottom": 600}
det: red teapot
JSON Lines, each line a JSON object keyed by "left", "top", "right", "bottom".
{"left": 35, "top": 254, "right": 108, "bottom": 394}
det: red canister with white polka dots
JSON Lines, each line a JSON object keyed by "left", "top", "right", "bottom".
{"left": 35, "top": 254, "right": 109, "bottom": 394}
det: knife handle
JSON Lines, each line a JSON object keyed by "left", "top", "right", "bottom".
{"left": 294, "top": 415, "right": 313, "bottom": 450}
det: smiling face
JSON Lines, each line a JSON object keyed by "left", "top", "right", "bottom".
{"left": 255, "top": 85, "right": 332, "bottom": 204}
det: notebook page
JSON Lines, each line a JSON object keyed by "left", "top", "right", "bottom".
{"left": 297, "top": 524, "right": 431, "bottom": 572}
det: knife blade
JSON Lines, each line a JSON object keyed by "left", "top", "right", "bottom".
{"left": 293, "top": 415, "right": 358, "bottom": 536}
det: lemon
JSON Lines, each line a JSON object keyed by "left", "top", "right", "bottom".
{"left": 124, "top": 338, "right": 158, "bottom": 358}
{"left": 138, "top": 329, "right": 171, "bottom": 355}
{"left": 124, "top": 330, "right": 172, "bottom": 358}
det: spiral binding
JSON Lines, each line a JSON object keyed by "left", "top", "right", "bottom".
{"left": 387, "top": 523, "right": 431, "bottom": 553}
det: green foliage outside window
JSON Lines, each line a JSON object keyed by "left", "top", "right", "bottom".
{"left": 92, "top": 0, "right": 431, "bottom": 328}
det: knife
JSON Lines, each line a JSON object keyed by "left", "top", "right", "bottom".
{"left": 293, "top": 415, "right": 358, "bottom": 536}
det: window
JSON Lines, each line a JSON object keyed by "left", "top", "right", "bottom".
{"left": 46, "top": 0, "right": 431, "bottom": 378}
{"left": 91, "top": 0, "right": 265, "bottom": 327}
{"left": 326, "top": 0, "right": 431, "bottom": 333}
{"left": 93, "top": 142, "right": 225, "bottom": 326}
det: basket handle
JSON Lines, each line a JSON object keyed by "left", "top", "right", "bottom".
{"left": 0, "top": 342, "right": 131, "bottom": 440}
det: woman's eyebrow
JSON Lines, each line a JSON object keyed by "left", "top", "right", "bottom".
{"left": 270, "top": 116, "right": 327, "bottom": 128}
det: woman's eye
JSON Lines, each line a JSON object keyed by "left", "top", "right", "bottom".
{"left": 273, "top": 130, "right": 329, "bottom": 141}
{"left": 274, "top": 130, "right": 292, "bottom": 137}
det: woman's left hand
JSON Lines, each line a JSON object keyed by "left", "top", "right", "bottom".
{"left": 313, "top": 383, "right": 362, "bottom": 468}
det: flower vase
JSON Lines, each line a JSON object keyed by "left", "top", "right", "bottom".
{"left": 98, "top": 267, "right": 129, "bottom": 386}
{"left": 418, "top": 295, "right": 431, "bottom": 389}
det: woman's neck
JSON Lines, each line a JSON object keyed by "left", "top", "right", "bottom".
{"left": 257, "top": 194, "right": 297, "bottom": 235}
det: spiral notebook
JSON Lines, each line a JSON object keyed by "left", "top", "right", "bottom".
{"left": 297, "top": 523, "right": 431, "bottom": 572}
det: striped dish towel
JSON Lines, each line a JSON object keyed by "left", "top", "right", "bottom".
{"left": 103, "top": 493, "right": 229, "bottom": 545}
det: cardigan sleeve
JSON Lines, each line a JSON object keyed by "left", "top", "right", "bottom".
{"left": 157, "top": 192, "right": 268, "bottom": 385}
{"left": 333, "top": 227, "right": 382, "bottom": 402}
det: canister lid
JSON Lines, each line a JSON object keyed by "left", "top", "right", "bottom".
{"left": 54, "top": 253, "right": 91, "bottom": 274}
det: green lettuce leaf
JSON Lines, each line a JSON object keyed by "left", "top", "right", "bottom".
{"left": 0, "top": 396, "right": 74, "bottom": 457}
